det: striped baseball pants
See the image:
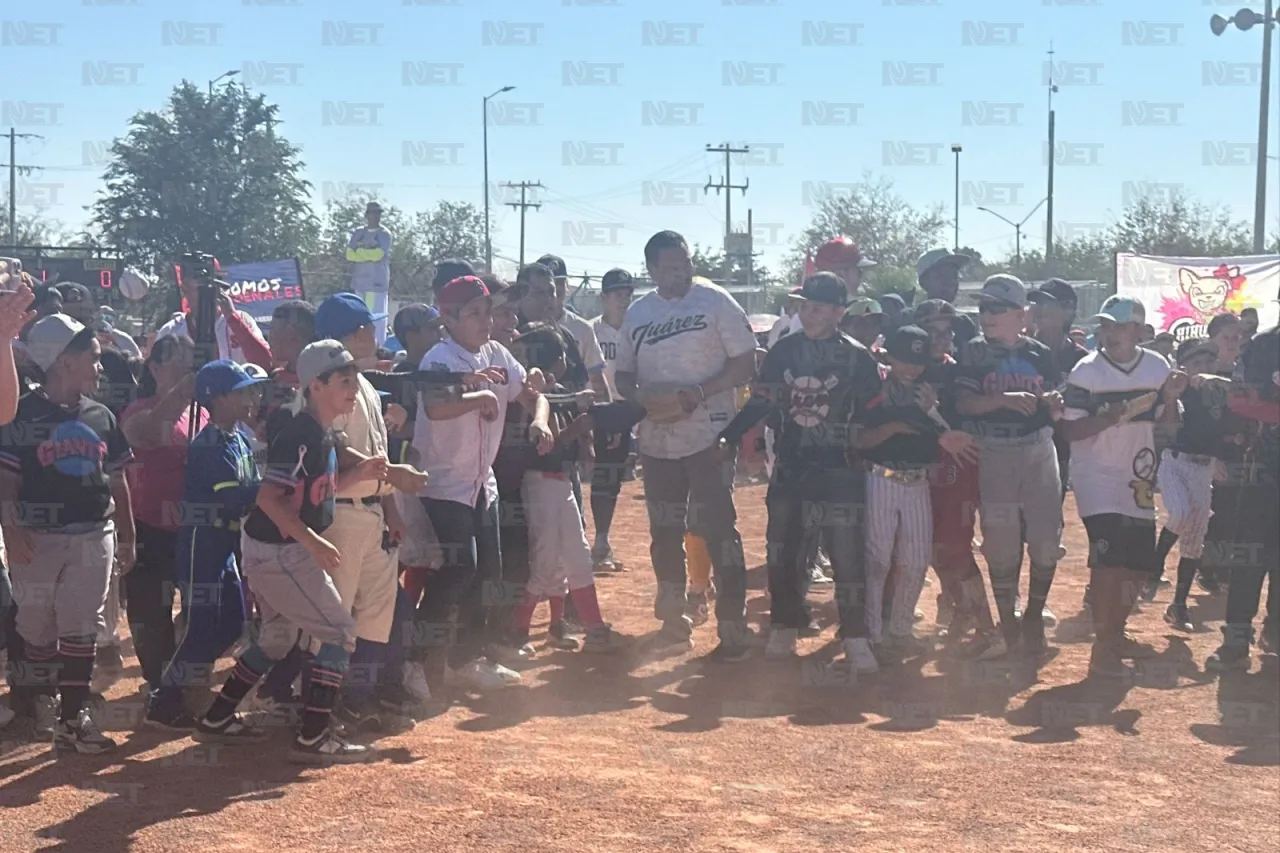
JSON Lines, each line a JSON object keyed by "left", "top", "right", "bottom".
{"left": 865, "top": 467, "right": 932, "bottom": 642}
{"left": 1156, "top": 449, "right": 1214, "bottom": 560}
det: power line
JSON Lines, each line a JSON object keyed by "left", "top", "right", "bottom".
{"left": 5, "top": 128, "right": 46, "bottom": 247}
{"left": 704, "top": 143, "right": 749, "bottom": 285}
{"left": 502, "top": 180, "right": 543, "bottom": 266}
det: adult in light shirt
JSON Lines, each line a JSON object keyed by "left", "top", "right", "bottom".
{"left": 783, "top": 237, "right": 878, "bottom": 339}
{"left": 614, "top": 230, "right": 759, "bottom": 661}
{"left": 155, "top": 269, "right": 271, "bottom": 370}
{"left": 347, "top": 201, "right": 394, "bottom": 342}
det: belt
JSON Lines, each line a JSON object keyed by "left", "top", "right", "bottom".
{"left": 871, "top": 464, "right": 928, "bottom": 485}
{"left": 336, "top": 496, "right": 383, "bottom": 506}
{"left": 212, "top": 519, "right": 242, "bottom": 532}
{"left": 1171, "top": 450, "right": 1212, "bottom": 466}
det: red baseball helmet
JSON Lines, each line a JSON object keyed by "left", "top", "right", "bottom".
{"left": 814, "top": 236, "right": 877, "bottom": 271}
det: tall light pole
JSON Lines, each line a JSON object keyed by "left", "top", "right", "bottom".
{"left": 950, "top": 143, "right": 962, "bottom": 249}
{"left": 978, "top": 198, "right": 1048, "bottom": 268}
{"left": 1211, "top": 3, "right": 1277, "bottom": 253}
{"left": 208, "top": 69, "right": 240, "bottom": 98}
{"left": 482, "top": 85, "right": 516, "bottom": 272}
{"left": 1045, "top": 43, "right": 1058, "bottom": 265}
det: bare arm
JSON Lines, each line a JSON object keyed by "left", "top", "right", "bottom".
{"left": 122, "top": 376, "right": 196, "bottom": 450}
{"left": 1058, "top": 406, "right": 1124, "bottom": 443}
{"left": 697, "top": 351, "right": 757, "bottom": 400}
{"left": 256, "top": 483, "right": 330, "bottom": 551}
{"left": 0, "top": 343, "right": 20, "bottom": 427}
{"left": 956, "top": 389, "right": 1011, "bottom": 416}
{"left": 426, "top": 390, "right": 498, "bottom": 421}
{"left": 588, "top": 369, "right": 612, "bottom": 403}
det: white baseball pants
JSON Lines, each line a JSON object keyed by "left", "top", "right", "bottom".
{"left": 1157, "top": 449, "right": 1214, "bottom": 560}
{"left": 523, "top": 471, "right": 595, "bottom": 600}
{"left": 864, "top": 468, "right": 933, "bottom": 642}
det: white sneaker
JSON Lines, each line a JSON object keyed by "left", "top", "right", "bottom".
{"left": 451, "top": 659, "right": 521, "bottom": 692}
{"left": 0, "top": 703, "right": 14, "bottom": 729}
{"left": 402, "top": 662, "right": 432, "bottom": 703}
{"left": 487, "top": 642, "right": 536, "bottom": 668}
{"left": 764, "top": 628, "right": 798, "bottom": 660}
{"left": 1041, "top": 607, "right": 1058, "bottom": 628}
{"left": 807, "top": 564, "right": 833, "bottom": 585}
{"left": 841, "top": 638, "right": 879, "bottom": 674}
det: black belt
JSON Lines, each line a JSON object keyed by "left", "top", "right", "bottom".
{"left": 336, "top": 496, "right": 383, "bottom": 506}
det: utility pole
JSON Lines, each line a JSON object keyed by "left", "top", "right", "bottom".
{"left": 4, "top": 128, "right": 44, "bottom": 248}
{"left": 502, "top": 180, "right": 543, "bottom": 266}
{"left": 1045, "top": 43, "right": 1058, "bottom": 266}
{"left": 704, "top": 143, "right": 749, "bottom": 286}
{"left": 746, "top": 209, "right": 755, "bottom": 291}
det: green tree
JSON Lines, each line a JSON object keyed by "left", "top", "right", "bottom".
{"left": 414, "top": 200, "right": 486, "bottom": 266}
{"left": 89, "top": 82, "right": 318, "bottom": 319}
{"left": 689, "top": 243, "right": 779, "bottom": 289}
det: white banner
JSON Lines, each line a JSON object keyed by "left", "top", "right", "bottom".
{"left": 1115, "top": 252, "right": 1280, "bottom": 342}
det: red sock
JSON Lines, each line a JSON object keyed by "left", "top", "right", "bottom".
{"left": 568, "top": 584, "right": 605, "bottom": 629}
{"left": 549, "top": 595, "right": 565, "bottom": 626}
{"left": 508, "top": 591, "right": 540, "bottom": 636}
{"left": 401, "top": 565, "right": 428, "bottom": 607}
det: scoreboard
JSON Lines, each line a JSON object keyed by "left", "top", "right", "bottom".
{"left": 16, "top": 256, "right": 120, "bottom": 303}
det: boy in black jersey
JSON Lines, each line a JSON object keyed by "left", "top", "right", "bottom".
{"left": 855, "top": 326, "right": 979, "bottom": 663}
{"left": 1150, "top": 340, "right": 1223, "bottom": 628}
{"left": 0, "top": 314, "right": 134, "bottom": 754}
{"left": 718, "top": 273, "right": 883, "bottom": 672}
{"left": 194, "top": 341, "right": 387, "bottom": 765}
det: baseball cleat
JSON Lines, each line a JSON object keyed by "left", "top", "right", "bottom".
{"left": 289, "top": 730, "right": 373, "bottom": 765}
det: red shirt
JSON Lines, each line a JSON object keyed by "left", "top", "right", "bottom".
{"left": 121, "top": 396, "right": 207, "bottom": 531}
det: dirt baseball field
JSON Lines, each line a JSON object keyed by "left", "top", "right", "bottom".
{"left": 2, "top": 485, "right": 1277, "bottom": 853}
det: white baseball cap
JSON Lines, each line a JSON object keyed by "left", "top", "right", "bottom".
{"left": 26, "top": 313, "right": 88, "bottom": 371}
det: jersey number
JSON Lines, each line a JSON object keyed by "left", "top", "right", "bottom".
{"left": 1130, "top": 478, "right": 1155, "bottom": 511}
{"left": 600, "top": 341, "right": 617, "bottom": 361}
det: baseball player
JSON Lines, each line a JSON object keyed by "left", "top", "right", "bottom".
{"left": 855, "top": 325, "right": 980, "bottom": 663}
{"left": 716, "top": 272, "right": 882, "bottom": 671}
{"left": 589, "top": 268, "right": 636, "bottom": 572}
{"left": 195, "top": 340, "right": 384, "bottom": 763}
{"left": 145, "top": 360, "right": 265, "bottom": 729}
{"left": 1206, "top": 319, "right": 1279, "bottom": 671}
{"left": 913, "top": 299, "right": 1002, "bottom": 657}
{"left": 1060, "top": 296, "right": 1184, "bottom": 677}
{"left": 954, "top": 275, "right": 1065, "bottom": 654}
{"left": 1148, "top": 339, "right": 1223, "bottom": 630}
{"left": 0, "top": 313, "right": 135, "bottom": 754}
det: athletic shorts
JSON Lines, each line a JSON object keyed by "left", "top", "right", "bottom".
{"left": 1082, "top": 513, "right": 1158, "bottom": 575}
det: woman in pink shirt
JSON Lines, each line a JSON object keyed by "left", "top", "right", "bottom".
{"left": 119, "top": 335, "right": 201, "bottom": 691}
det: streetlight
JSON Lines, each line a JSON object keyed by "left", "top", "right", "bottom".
{"left": 1210, "top": 2, "right": 1277, "bottom": 253}
{"left": 978, "top": 197, "right": 1048, "bottom": 268}
{"left": 482, "top": 85, "right": 516, "bottom": 272}
{"left": 950, "top": 143, "right": 962, "bottom": 250}
{"left": 208, "top": 69, "right": 240, "bottom": 98}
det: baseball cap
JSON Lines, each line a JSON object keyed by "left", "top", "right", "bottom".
{"left": 878, "top": 293, "right": 907, "bottom": 313}
{"left": 536, "top": 253, "right": 568, "bottom": 279}
{"left": 195, "top": 359, "right": 269, "bottom": 405}
{"left": 392, "top": 303, "right": 440, "bottom": 342}
{"left": 437, "top": 275, "right": 501, "bottom": 315}
{"left": 601, "top": 268, "right": 635, "bottom": 293}
{"left": 916, "top": 248, "right": 972, "bottom": 278}
{"left": 845, "top": 296, "right": 885, "bottom": 316}
{"left": 975, "top": 274, "right": 1029, "bottom": 309}
{"left": 814, "top": 237, "right": 877, "bottom": 270}
{"left": 27, "top": 313, "right": 89, "bottom": 371}
{"left": 884, "top": 325, "right": 932, "bottom": 366}
{"left": 790, "top": 272, "right": 848, "bottom": 307}
{"left": 315, "top": 292, "right": 387, "bottom": 340}
{"left": 912, "top": 298, "right": 957, "bottom": 326}
{"left": 1093, "top": 294, "right": 1146, "bottom": 325}
{"left": 1175, "top": 338, "right": 1216, "bottom": 365}
{"left": 1027, "top": 278, "right": 1078, "bottom": 307}
{"left": 242, "top": 363, "right": 269, "bottom": 380}
{"left": 54, "top": 282, "right": 94, "bottom": 306}
{"left": 366, "top": 201, "right": 383, "bottom": 213}
{"left": 297, "top": 340, "right": 356, "bottom": 387}
{"left": 431, "top": 258, "right": 477, "bottom": 293}
{"left": 30, "top": 285, "right": 62, "bottom": 315}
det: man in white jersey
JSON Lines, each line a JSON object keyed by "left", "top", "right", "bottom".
{"left": 615, "top": 231, "right": 759, "bottom": 660}
{"left": 1060, "top": 295, "right": 1187, "bottom": 677}
{"left": 589, "top": 268, "right": 635, "bottom": 570}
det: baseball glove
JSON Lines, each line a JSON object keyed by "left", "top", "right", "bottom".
{"left": 637, "top": 383, "right": 691, "bottom": 425}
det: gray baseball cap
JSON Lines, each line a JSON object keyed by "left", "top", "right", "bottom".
{"left": 297, "top": 339, "right": 356, "bottom": 387}
{"left": 975, "top": 274, "right": 1028, "bottom": 309}
{"left": 27, "top": 313, "right": 88, "bottom": 371}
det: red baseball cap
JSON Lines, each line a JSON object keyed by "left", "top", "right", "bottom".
{"left": 814, "top": 236, "right": 878, "bottom": 271}
{"left": 437, "top": 275, "right": 503, "bottom": 314}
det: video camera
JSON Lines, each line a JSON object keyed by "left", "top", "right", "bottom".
{"left": 175, "top": 252, "right": 224, "bottom": 429}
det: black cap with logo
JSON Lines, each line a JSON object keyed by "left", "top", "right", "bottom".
{"left": 885, "top": 325, "right": 932, "bottom": 366}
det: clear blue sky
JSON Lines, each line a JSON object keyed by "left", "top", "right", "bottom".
{"left": 3, "top": 0, "right": 1277, "bottom": 282}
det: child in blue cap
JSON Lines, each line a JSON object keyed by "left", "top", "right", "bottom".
{"left": 145, "top": 360, "right": 266, "bottom": 729}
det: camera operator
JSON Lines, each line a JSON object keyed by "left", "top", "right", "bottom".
{"left": 154, "top": 259, "right": 270, "bottom": 370}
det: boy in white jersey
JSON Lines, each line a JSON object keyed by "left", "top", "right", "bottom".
{"left": 1060, "top": 296, "right": 1187, "bottom": 677}
{"left": 588, "top": 268, "right": 635, "bottom": 571}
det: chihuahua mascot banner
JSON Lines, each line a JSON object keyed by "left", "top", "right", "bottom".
{"left": 1116, "top": 252, "right": 1280, "bottom": 341}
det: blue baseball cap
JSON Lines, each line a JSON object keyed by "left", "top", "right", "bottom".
{"left": 1093, "top": 295, "right": 1146, "bottom": 325}
{"left": 315, "top": 292, "right": 387, "bottom": 340}
{"left": 196, "top": 360, "right": 268, "bottom": 405}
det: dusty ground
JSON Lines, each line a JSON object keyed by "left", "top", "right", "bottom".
{"left": 1, "top": 485, "right": 1277, "bottom": 853}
